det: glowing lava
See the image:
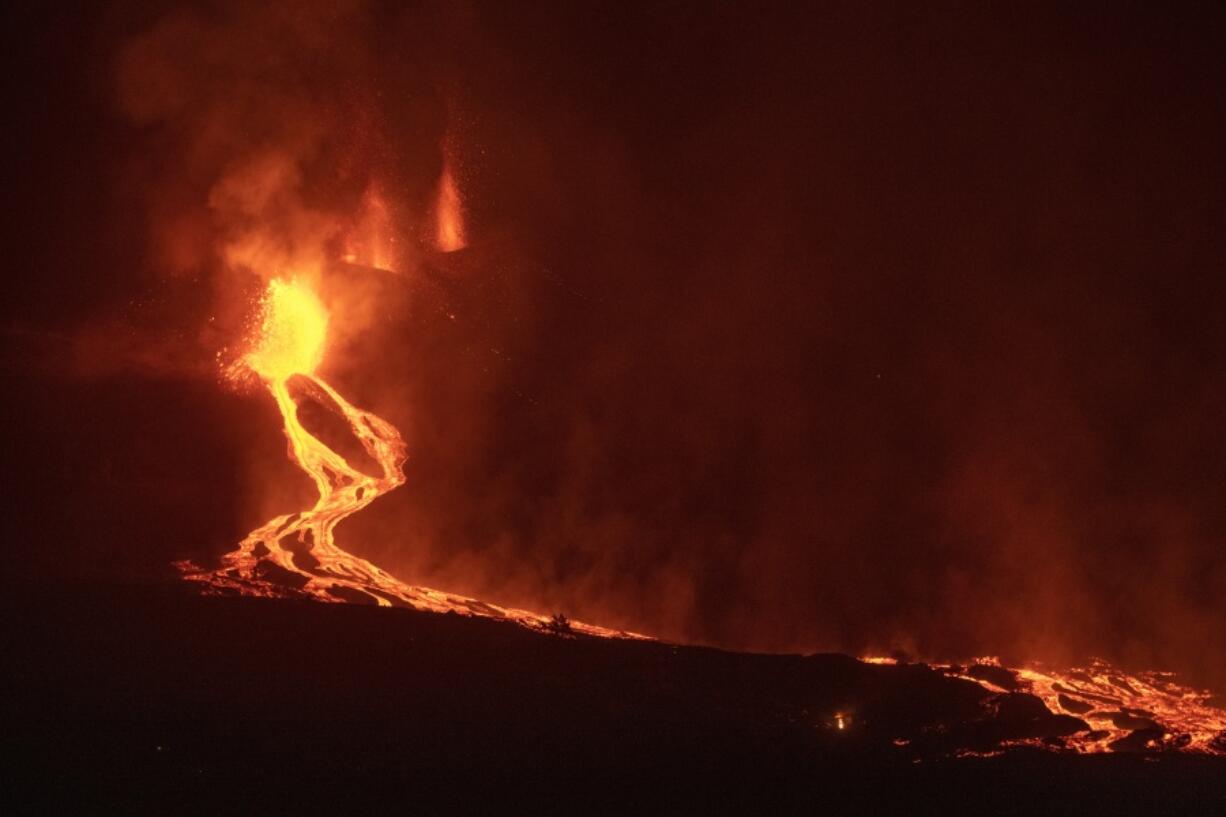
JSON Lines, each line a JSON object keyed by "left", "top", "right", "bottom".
{"left": 244, "top": 278, "right": 328, "bottom": 380}
{"left": 179, "top": 277, "right": 633, "bottom": 638}
{"left": 866, "top": 654, "right": 1226, "bottom": 755}
{"left": 964, "top": 657, "right": 1226, "bottom": 754}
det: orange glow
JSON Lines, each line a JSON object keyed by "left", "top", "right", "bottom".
{"left": 342, "top": 184, "right": 399, "bottom": 271}
{"left": 182, "top": 277, "right": 637, "bottom": 639}
{"left": 433, "top": 161, "right": 466, "bottom": 252}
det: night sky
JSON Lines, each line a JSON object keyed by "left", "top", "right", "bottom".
{"left": 4, "top": 2, "right": 1226, "bottom": 688}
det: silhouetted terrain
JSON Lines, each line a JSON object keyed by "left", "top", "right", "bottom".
{"left": 3, "top": 584, "right": 1223, "bottom": 815}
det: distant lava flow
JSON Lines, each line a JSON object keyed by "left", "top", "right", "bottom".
{"left": 868, "top": 655, "right": 1226, "bottom": 754}
{"left": 978, "top": 659, "right": 1226, "bottom": 754}
{"left": 178, "top": 278, "right": 634, "bottom": 639}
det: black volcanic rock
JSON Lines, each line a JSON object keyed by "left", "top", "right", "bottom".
{"left": 1057, "top": 693, "right": 1094, "bottom": 714}
{"left": 965, "top": 663, "right": 1025, "bottom": 691}
{"left": 252, "top": 558, "right": 310, "bottom": 589}
{"left": 936, "top": 692, "right": 1090, "bottom": 753}
{"left": 326, "top": 584, "right": 379, "bottom": 605}
{"left": 2, "top": 583, "right": 1224, "bottom": 816}
{"left": 287, "top": 374, "right": 383, "bottom": 478}
{"left": 1110, "top": 711, "right": 1162, "bottom": 732}
{"left": 994, "top": 691, "right": 1054, "bottom": 721}
{"left": 1109, "top": 728, "right": 1166, "bottom": 753}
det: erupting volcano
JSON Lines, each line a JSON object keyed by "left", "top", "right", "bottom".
{"left": 173, "top": 274, "right": 1225, "bottom": 761}
{"left": 8, "top": 2, "right": 1226, "bottom": 812}
{"left": 178, "top": 277, "right": 631, "bottom": 639}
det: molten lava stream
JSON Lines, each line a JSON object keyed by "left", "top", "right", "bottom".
{"left": 891, "top": 655, "right": 1226, "bottom": 756}
{"left": 224, "top": 372, "right": 411, "bottom": 604}
{"left": 181, "top": 278, "right": 634, "bottom": 638}
{"left": 1013, "top": 662, "right": 1226, "bottom": 754}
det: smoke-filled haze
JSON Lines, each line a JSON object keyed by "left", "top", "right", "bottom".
{"left": 3, "top": 1, "right": 1225, "bottom": 688}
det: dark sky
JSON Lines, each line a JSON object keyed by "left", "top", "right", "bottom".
{"left": 3, "top": 2, "right": 1226, "bottom": 687}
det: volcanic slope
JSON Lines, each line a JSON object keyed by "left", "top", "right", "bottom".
{"left": 5, "top": 584, "right": 1225, "bottom": 816}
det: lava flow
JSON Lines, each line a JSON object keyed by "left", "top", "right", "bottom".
{"left": 865, "top": 655, "right": 1226, "bottom": 755}
{"left": 967, "top": 657, "right": 1226, "bottom": 754}
{"left": 179, "top": 277, "right": 633, "bottom": 639}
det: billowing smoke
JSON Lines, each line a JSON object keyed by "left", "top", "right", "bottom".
{"left": 111, "top": 0, "right": 456, "bottom": 361}
{"left": 119, "top": 2, "right": 373, "bottom": 280}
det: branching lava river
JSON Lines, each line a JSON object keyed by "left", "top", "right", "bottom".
{"left": 178, "top": 278, "right": 635, "bottom": 639}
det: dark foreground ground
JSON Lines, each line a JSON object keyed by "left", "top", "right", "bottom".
{"left": 2, "top": 583, "right": 1223, "bottom": 816}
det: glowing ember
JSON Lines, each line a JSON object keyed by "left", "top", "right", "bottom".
{"left": 180, "top": 277, "right": 636, "bottom": 639}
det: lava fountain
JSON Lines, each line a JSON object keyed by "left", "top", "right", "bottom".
{"left": 178, "top": 276, "right": 632, "bottom": 638}
{"left": 434, "top": 159, "right": 466, "bottom": 253}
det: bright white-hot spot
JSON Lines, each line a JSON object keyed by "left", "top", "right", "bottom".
{"left": 243, "top": 278, "right": 328, "bottom": 381}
